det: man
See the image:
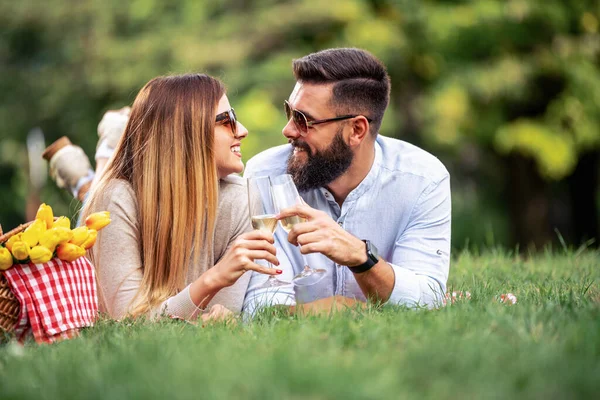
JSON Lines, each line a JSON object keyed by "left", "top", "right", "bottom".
{"left": 243, "top": 48, "right": 451, "bottom": 315}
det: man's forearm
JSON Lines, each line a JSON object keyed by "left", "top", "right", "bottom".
{"left": 352, "top": 259, "right": 395, "bottom": 303}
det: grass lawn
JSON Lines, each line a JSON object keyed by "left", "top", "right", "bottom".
{"left": 1, "top": 249, "right": 599, "bottom": 399}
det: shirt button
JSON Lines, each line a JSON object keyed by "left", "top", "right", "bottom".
{"left": 338, "top": 222, "right": 343, "bottom": 227}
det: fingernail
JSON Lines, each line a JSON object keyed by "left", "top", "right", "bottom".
{"left": 276, "top": 269, "right": 283, "bottom": 274}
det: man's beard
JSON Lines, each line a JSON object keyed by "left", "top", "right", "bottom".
{"left": 286, "top": 129, "right": 354, "bottom": 191}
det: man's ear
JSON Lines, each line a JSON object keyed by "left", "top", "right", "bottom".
{"left": 348, "top": 116, "right": 370, "bottom": 147}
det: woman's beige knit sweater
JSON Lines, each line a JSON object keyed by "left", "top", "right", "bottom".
{"left": 88, "top": 175, "right": 251, "bottom": 320}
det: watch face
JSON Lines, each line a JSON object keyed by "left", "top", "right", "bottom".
{"left": 366, "top": 240, "right": 379, "bottom": 262}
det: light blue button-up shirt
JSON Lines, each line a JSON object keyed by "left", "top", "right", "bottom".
{"left": 242, "top": 135, "right": 451, "bottom": 315}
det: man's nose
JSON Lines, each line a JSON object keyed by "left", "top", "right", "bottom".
{"left": 282, "top": 118, "right": 301, "bottom": 140}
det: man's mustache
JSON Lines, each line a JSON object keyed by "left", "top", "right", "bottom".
{"left": 289, "top": 139, "right": 310, "bottom": 152}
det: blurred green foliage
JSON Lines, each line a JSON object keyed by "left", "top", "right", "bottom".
{"left": 1, "top": 0, "right": 599, "bottom": 248}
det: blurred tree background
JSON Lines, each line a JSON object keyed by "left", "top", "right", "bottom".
{"left": 1, "top": 0, "right": 599, "bottom": 250}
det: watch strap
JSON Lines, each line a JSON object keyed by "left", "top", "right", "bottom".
{"left": 348, "top": 240, "right": 378, "bottom": 274}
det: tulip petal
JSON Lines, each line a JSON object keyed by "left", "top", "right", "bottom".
{"left": 30, "top": 246, "right": 54, "bottom": 264}
{"left": 11, "top": 241, "right": 30, "bottom": 262}
{"left": 0, "top": 247, "right": 13, "bottom": 270}
{"left": 35, "top": 203, "right": 54, "bottom": 229}
{"left": 57, "top": 243, "right": 86, "bottom": 262}
{"left": 69, "top": 226, "right": 90, "bottom": 247}
{"left": 85, "top": 211, "right": 111, "bottom": 231}
{"left": 81, "top": 229, "right": 97, "bottom": 250}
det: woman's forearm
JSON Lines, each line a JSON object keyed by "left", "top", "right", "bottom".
{"left": 188, "top": 268, "right": 225, "bottom": 310}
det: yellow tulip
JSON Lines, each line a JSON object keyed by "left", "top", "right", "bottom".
{"left": 0, "top": 247, "right": 13, "bottom": 270}
{"left": 53, "top": 216, "right": 71, "bottom": 229}
{"left": 81, "top": 229, "right": 97, "bottom": 250}
{"left": 21, "top": 219, "right": 46, "bottom": 248}
{"left": 5, "top": 233, "right": 22, "bottom": 252}
{"left": 69, "top": 226, "right": 89, "bottom": 246}
{"left": 30, "top": 246, "right": 53, "bottom": 264}
{"left": 35, "top": 203, "right": 54, "bottom": 229}
{"left": 56, "top": 243, "right": 86, "bottom": 262}
{"left": 85, "top": 211, "right": 111, "bottom": 231}
{"left": 11, "top": 241, "right": 30, "bottom": 262}
{"left": 39, "top": 228, "right": 61, "bottom": 252}
{"left": 53, "top": 227, "right": 74, "bottom": 244}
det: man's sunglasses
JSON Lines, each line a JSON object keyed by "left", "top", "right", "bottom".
{"left": 284, "top": 100, "right": 372, "bottom": 136}
{"left": 215, "top": 108, "right": 238, "bottom": 136}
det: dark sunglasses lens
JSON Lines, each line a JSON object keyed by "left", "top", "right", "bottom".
{"left": 284, "top": 101, "right": 292, "bottom": 120}
{"left": 293, "top": 110, "right": 307, "bottom": 132}
{"left": 229, "top": 109, "right": 237, "bottom": 134}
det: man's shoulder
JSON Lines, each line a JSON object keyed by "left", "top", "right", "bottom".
{"left": 244, "top": 144, "right": 290, "bottom": 177}
{"left": 377, "top": 135, "right": 449, "bottom": 183}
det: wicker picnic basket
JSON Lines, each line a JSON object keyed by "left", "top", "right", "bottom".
{"left": 0, "top": 217, "right": 102, "bottom": 343}
{"left": 0, "top": 221, "right": 35, "bottom": 334}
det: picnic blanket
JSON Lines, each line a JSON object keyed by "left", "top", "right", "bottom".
{"left": 3, "top": 257, "right": 98, "bottom": 343}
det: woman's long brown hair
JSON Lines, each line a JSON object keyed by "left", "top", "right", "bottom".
{"left": 81, "top": 74, "right": 223, "bottom": 316}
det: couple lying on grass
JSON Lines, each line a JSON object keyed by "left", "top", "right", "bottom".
{"left": 73, "top": 48, "right": 450, "bottom": 323}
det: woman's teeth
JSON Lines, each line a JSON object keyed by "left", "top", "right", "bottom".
{"left": 231, "top": 146, "right": 241, "bottom": 154}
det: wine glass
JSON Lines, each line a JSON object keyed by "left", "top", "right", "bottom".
{"left": 247, "top": 176, "right": 290, "bottom": 288}
{"left": 271, "top": 174, "right": 326, "bottom": 286}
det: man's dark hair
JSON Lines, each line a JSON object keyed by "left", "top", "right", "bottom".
{"left": 292, "top": 48, "right": 391, "bottom": 135}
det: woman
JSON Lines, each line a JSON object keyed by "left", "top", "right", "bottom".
{"left": 80, "top": 74, "right": 281, "bottom": 321}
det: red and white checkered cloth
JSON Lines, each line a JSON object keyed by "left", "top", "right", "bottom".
{"left": 2, "top": 257, "right": 98, "bottom": 343}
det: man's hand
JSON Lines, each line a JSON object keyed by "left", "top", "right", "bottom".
{"left": 277, "top": 204, "right": 367, "bottom": 267}
{"left": 278, "top": 204, "right": 395, "bottom": 304}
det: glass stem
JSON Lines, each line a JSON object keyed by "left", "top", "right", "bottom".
{"left": 298, "top": 245, "right": 311, "bottom": 270}
{"left": 266, "top": 261, "right": 276, "bottom": 279}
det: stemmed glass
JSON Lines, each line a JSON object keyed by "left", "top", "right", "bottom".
{"left": 247, "top": 176, "right": 290, "bottom": 288}
{"left": 271, "top": 174, "right": 326, "bottom": 286}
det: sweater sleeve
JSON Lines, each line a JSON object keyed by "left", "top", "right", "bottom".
{"left": 90, "top": 180, "right": 202, "bottom": 321}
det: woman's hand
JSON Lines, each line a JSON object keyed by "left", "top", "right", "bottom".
{"left": 189, "top": 230, "right": 282, "bottom": 309}
{"left": 201, "top": 304, "right": 237, "bottom": 326}
{"left": 207, "top": 230, "right": 282, "bottom": 289}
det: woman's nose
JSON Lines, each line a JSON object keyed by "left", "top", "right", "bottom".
{"left": 236, "top": 121, "right": 249, "bottom": 139}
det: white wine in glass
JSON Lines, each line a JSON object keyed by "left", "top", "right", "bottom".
{"left": 248, "top": 176, "right": 289, "bottom": 288}
{"left": 251, "top": 214, "right": 278, "bottom": 233}
{"left": 279, "top": 215, "right": 307, "bottom": 233}
{"left": 271, "top": 174, "right": 326, "bottom": 286}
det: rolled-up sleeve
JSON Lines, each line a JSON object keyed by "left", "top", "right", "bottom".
{"left": 386, "top": 174, "right": 451, "bottom": 307}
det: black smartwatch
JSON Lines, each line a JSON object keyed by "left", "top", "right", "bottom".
{"left": 348, "top": 240, "right": 379, "bottom": 274}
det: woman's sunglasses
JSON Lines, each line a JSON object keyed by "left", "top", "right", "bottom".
{"left": 284, "top": 100, "right": 372, "bottom": 136}
{"left": 215, "top": 108, "right": 238, "bottom": 136}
